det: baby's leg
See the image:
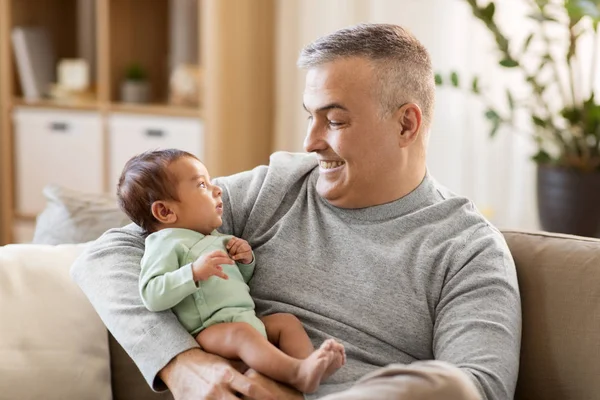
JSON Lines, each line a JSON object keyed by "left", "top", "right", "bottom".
{"left": 262, "top": 313, "right": 346, "bottom": 380}
{"left": 196, "top": 322, "right": 335, "bottom": 393}
{"left": 261, "top": 313, "right": 314, "bottom": 358}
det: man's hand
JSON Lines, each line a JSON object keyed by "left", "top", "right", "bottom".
{"left": 192, "top": 250, "right": 233, "bottom": 281}
{"left": 226, "top": 237, "right": 254, "bottom": 264}
{"left": 243, "top": 369, "right": 304, "bottom": 400}
{"left": 160, "top": 348, "right": 276, "bottom": 400}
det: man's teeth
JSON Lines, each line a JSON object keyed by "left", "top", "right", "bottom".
{"left": 320, "top": 161, "right": 345, "bottom": 169}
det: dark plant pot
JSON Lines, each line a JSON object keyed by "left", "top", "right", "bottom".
{"left": 537, "top": 165, "right": 600, "bottom": 237}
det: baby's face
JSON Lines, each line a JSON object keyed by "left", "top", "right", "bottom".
{"left": 168, "top": 157, "right": 223, "bottom": 235}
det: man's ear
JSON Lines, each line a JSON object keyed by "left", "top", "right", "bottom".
{"left": 151, "top": 201, "right": 177, "bottom": 224}
{"left": 394, "top": 103, "right": 422, "bottom": 148}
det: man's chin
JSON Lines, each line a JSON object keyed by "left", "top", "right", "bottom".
{"left": 316, "top": 180, "right": 342, "bottom": 204}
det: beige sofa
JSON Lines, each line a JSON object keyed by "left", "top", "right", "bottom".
{"left": 2, "top": 230, "right": 599, "bottom": 399}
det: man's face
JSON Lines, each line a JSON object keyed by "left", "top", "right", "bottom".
{"left": 303, "top": 57, "right": 404, "bottom": 208}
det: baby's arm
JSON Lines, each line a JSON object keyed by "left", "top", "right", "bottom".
{"left": 226, "top": 237, "right": 255, "bottom": 283}
{"left": 140, "top": 243, "right": 199, "bottom": 312}
{"left": 140, "top": 243, "right": 231, "bottom": 312}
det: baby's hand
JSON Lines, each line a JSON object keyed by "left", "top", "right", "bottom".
{"left": 226, "top": 237, "right": 254, "bottom": 264}
{"left": 191, "top": 250, "right": 232, "bottom": 281}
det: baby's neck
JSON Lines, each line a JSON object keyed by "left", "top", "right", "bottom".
{"left": 153, "top": 223, "right": 215, "bottom": 236}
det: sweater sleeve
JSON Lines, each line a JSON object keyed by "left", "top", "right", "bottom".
{"left": 213, "top": 152, "right": 319, "bottom": 239}
{"left": 214, "top": 165, "right": 269, "bottom": 238}
{"left": 140, "top": 233, "right": 198, "bottom": 312}
{"left": 70, "top": 224, "right": 200, "bottom": 391}
{"left": 433, "top": 225, "right": 521, "bottom": 400}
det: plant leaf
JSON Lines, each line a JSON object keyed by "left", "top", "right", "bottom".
{"left": 435, "top": 73, "right": 443, "bottom": 85}
{"left": 485, "top": 108, "right": 502, "bottom": 137}
{"left": 521, "top": 33, "right": 535, "bottom": 55}
{"left": 490, "top": 119, "right": 501, "bottom": 137}
{"left": 499, "top": 58, "right": 519, "bottom": 68}
{"left": 565, "top": 1, "right": 585, "bottom": 26}
{"left": 527, "top": 13, "right": 559, "bottom": 22}
{"left": 532, "top": 115, "right": 547, "bottom": 128}
{"left": 482, "top": 2, "right": 496, "bottom": 21}
{"left": 507, "top": 89, "right": 515, "bottom": 111}
{"left": 532, "top": 149, "right": 553, "bottom": 164}
{"left": 471, "top": 76, "right": 481, "bottom": 94}
{"left": 485, "top": 109, "right": 500, "bottom": 121}
{"left": 561, "top": 106, "right": 583, "bottom": 124}
{"left": 567, "top": 0, "right": 600, "bottom": 23}
{"left": 450, "top": 71, "right": 460, "bottom": 87}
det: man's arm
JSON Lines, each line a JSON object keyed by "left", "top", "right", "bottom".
{"left": 71, "top": 225, "right": 276, "bottom": 399}
{"left": 70, "top": 224, "right": 200, "bottom": 389}
{"left": 214, "top": 165, "right": 268, "bottom": 238}
{"left": 434, "top": 224, "right": 522, "bottom": 400}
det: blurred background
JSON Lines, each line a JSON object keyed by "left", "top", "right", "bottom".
{"left": 1, "top": 0, "right": 599, "bottom": 245}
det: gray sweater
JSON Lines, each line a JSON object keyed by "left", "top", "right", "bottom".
{"left": 71, "top": 152, "right": 521, "bottom": 400}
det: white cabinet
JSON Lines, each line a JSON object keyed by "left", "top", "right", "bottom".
{"left": 108, "top": 113, "right": 204, "bottom": 191}
{"left": 13, "top": 108, "right": 104, "bottom": 216}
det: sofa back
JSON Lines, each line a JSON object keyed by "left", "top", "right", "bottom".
{"left": 109, "top": 230, "right": 600, "bottom": 399}
{"left": 109, "top": 335, "right": 172, "bottom": 400}
{"left": 504, "top": 230, "right": 600, "bottom": 400}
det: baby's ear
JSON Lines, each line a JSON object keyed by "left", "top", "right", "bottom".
{"left": 151, "top": 201, "right": 177, "bottom": 224}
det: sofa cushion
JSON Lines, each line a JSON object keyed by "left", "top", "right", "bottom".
{"left": 503, "top": 230, "right": 600, "bottom": 400}
{"left": 0, "top": 243, "right": 112, "bottom": 400}
{"left": 33, "top": 185, "right": 130, "bottom": 245}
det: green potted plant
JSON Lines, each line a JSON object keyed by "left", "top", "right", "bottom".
{"left": 437, "top": 0, "right": 600, "bottom": 237}
{"left": 120, "top": 62, "right": 150, "bottom": 104}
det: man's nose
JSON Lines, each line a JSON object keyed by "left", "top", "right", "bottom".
{"left": 303, "top": 122, "right": 327, "bottom": 153}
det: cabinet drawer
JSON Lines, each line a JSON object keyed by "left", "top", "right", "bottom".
{"left": 13, "top": 108, "right": 104, "bottom": 216}
{"left": 108, "top": 113, "right": 203, "bottom": 191}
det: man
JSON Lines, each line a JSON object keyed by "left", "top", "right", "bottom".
{"left": 72, "top": 24, "right": 521, "bottom": 400}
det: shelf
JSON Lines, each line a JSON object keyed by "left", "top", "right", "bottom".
{"left": 12, "top": 97, "right": 100, "bottom": 111}
{"left": 109, "top": 102, "right": 202, "bottom": 118}
{"left": 11, "top": 98, "right": 202, "bottom": 118}
{"left": 14, "top": 213, "right": 37, "bottom": 222}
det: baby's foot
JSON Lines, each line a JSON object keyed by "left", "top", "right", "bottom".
{"left": 322, "top": 339, "right": 346, "bottom": 381}
{"left": 293, "top": 340, "right": 338, "bottom": 394}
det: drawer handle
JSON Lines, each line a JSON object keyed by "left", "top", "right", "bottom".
{"left": 145, "top": 129, "right": 165, "bottom": 137}
{"left": 49, "top": 122, "right": 69, "bottom": 132}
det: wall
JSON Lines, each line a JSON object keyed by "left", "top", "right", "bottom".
{"left": 272, "top": 0, "right": 572, "bottom": 230}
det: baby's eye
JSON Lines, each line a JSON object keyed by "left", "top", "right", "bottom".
{"left": 198, "top": 181, "right": 207, "bottom": 188}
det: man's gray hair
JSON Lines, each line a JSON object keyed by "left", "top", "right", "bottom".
{"left": 298, "top": 24, "right": 435, "bottom": 128}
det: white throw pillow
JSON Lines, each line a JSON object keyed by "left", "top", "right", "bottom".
{"left": 33, "top": 185, "right": 130, "bottom": 245}
{"left": 0, "top": 244, "right": 112, "bottom": 400}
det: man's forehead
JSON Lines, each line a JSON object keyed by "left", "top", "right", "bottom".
{"left": 303, "top": 61, "right": 374, "bottom": 110}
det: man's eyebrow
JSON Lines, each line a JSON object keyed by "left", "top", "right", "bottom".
{"left": 303, "top": 102, "right": 349, "bottom": 113}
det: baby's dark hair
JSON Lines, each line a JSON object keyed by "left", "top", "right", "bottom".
{"left": 117, "top": 149, "right": 199, "bottom": 233}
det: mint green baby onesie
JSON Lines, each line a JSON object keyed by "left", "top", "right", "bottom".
{"left": 139, "top": 228, "right": 266, "bottom": 337}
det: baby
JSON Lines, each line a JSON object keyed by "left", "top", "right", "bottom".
{"left": 116, "top": 149, "right": 345, "bottom": 394}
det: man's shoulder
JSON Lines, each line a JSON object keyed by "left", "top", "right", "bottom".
{"left": 268, "top": 151, "right": 318, "bottom": 170}
{"left": 215, "top": 151, "right": 317, "bottom": 190}
{"left": 425, "top": 177, "right": 502, "bottom": 243}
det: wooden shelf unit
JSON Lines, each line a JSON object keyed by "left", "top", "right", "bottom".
{"left": 0, "top": 0, "right": 275, "bottom": 244}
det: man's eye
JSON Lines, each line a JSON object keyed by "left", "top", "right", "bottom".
{"left": 328, "top": 120, "right": 343, "bottom": 127}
